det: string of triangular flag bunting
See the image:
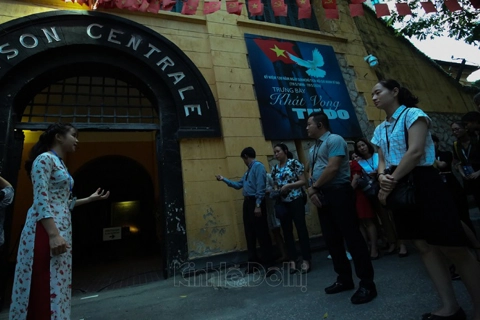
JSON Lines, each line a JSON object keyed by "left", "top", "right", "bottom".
{"left": 66, "top": 0, "right": 480, "bottom": 19}
{"left": 66, "top": 0, "right": 315, "bottom": 18}
{"left": 366, "top": 0, "right": 479, "bottom": 19}
{"left": 338, "top": 0, "right": 479, "bottom": 19}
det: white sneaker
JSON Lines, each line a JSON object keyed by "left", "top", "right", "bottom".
{"left": 327, "top": 252, "right": 352, "bottom": 260}
{"left": 346, "top": 252, "right": 352, "bottom": 261}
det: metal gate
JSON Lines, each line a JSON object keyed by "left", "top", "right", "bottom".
{"left": 15, "top": 76, "right": 159, "bottom": 131}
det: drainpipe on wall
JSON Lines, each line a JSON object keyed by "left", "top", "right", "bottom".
{"left": 455, "top": 59, "right": 466, "bottom": 83}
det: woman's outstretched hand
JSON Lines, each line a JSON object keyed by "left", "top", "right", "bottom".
{"left": 88, "top": 188, "right": 110, "bottom": 202}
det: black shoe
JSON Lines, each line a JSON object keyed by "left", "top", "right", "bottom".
{"left": 265, "top": 267, "right": 277, "bottom": 278}
{"left": 370, "top": 253, "right": 380, "bottom": 260}
{"left": 324, "top": 281, "right": 355, "bottom": 294}
{"left": 450, "top": 273, "right": 461, "bottom": 281}
{"left": 350, "top": 286, "right": 377, "bottom": 304}
{"left": 287, "top": 261, "right": 298, "bottom": 274}
{"left": 398, "top": 249, "right": 409, "bottom": 258}
{"left": 421, "top": 308, "right": 466, "bottom": 320}
{"left": 449, "top": 264, "right": 461, "bottom": 281}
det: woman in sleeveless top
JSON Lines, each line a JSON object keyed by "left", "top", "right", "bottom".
{"left": 354, "top": 138, "right": 407, "bottom": 257}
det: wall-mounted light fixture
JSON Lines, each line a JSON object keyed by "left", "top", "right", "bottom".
{"left": 364, "top": 54, "right": 379, "bottom": 67}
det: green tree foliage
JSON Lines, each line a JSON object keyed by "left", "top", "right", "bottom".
{"left": 385, "top": 0, "right": 480, "bottom": 46}
{"left": 473, "top": 79, "right": 480, "bottom": 89}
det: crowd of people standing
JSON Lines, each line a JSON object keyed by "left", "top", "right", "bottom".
{"left": 2, "top": 82, "right": 480, "bottom": 319}
{"left": 217, "top": 83, "right": 480, "bottom": 319}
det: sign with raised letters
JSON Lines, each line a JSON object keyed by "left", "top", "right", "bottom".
{"left": 0, "top": 11, "right": 221, "bottom": 138}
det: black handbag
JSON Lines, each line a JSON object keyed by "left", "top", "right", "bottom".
{"left": 386, "top": 172, "right": 415, "bottom": 209}
{"left": 300, "top": 187, "right": 308, "bottom": 205}
{"left": 274, "top": 201, "right": 288, "bottom": 220}
{"left": 357, "top": 171, "right": 380, "bottom": 199}
{"left": 384, "top": 108, "right": 416, "bottom": 209}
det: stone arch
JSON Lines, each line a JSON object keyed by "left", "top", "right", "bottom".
{"left": 0, "top": 10, "right": 220, "bottom": 277}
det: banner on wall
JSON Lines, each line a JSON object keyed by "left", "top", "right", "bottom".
{"left": 244, "top": 34, "right": 362, "bottom": 140}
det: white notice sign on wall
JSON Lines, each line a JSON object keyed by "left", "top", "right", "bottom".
{"left": 103, "top": 227, "right": 122, "bottom": 241}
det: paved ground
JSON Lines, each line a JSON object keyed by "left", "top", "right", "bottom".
{"left": 1, "top": 208, "right": 478, "bottom": 320}
{"left": 67, "top": 248, "right": 475, "bottom": 320}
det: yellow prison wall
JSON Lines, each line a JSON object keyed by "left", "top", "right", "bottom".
{"left": 353, "top": 8, "right": 477, "bottom": 121}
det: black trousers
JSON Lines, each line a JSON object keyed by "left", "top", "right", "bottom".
{"left": 446, "top": 174, "right": 475, "bottom": 234}
{"left": 281, "top": 197, "right": 311, "bottom": 261}
{"left": 243, "top": 197, "right": 273, "bottom": 264}
{"left": 317, "top": 184, "right": 375, "bottom": 289}
{"left": 0, "top": 245, "right": 6, "bottom": 310}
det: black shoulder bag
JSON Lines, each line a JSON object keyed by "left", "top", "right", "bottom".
{"left": 385, "top": 109, "right": 416, "bottom": 209}
{"left": 270, "top": 164, "right": 289, "bottom": 220}
{"left": 356, "top": 166, "right": 380, "bottom": 200}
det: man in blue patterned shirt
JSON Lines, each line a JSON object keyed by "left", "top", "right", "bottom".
{"left": 216, "top": 147, "right": 274, "bottom": 273}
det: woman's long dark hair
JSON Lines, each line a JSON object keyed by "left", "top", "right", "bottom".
{"left": 25, "top": 123, "right": 76, "bottom": 177}
{"left": 274, "top": 143, "right": 294, "bottom": 159}
{"left": 354, "top": 138, "right": 375, "bottom": 158}
{"left": 379, "top": 79, "right": 419, "bottom": 108}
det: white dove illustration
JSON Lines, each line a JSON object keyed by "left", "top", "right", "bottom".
{"left": 287, "top": 48, "right": 326, "bottom": 78}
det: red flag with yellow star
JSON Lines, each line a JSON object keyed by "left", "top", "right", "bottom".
{"left": 248, "top": 0, "right": 264, "bottom": 15}
{"left": 204, "top": 0, "right": 221, "bottom": 13}
{"left": 322, "top": 0, "right": 336, "bottom": 10}
{"left": 227, "top": 0, "right": 244, "bottom": 14}
{"left": 298, "top": 4, "right": 311, "bottom": 19}
{"left": 181, "top": 0, "right": 199, "bottom": 14}
{"left": 253, "top": 39, "right": 296, "bottom": 64}
{"left": 271, "top": 0, "right": 288, "bottom": 16}
{"left": 147, "top": 0, "right": 161, "bottom": 12}
{"left": 296, "top": 0, "right": 310, "bottom": 8}
{"left": 163, "top": 0, "right": 177, "bottom": 10}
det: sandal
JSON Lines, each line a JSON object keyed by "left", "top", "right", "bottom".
{"left": 383, "top": 243, "right": 396, "bottom": 255}
{"left": 299, "top": 260, "right": 311, "bottom": 274}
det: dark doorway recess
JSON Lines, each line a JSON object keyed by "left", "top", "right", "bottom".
{"left": 71, "top": 155, "right": 162, "bottom": 293}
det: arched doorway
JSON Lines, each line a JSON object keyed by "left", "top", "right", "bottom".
{"left": 0, "top": 10, "right": 221, "bottom": 292}
{"left": 73, "top": 155, "right": 157, "bottom": 261}
{"left": 72, "top": 155, "right": 160, "bottom": 293}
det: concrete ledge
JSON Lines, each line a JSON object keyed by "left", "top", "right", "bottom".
{"left": 237, "top": 19, "right": 348, "bottom": 43}
{"left": 182, "top": 235, "right": 326, "bottom": 277}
